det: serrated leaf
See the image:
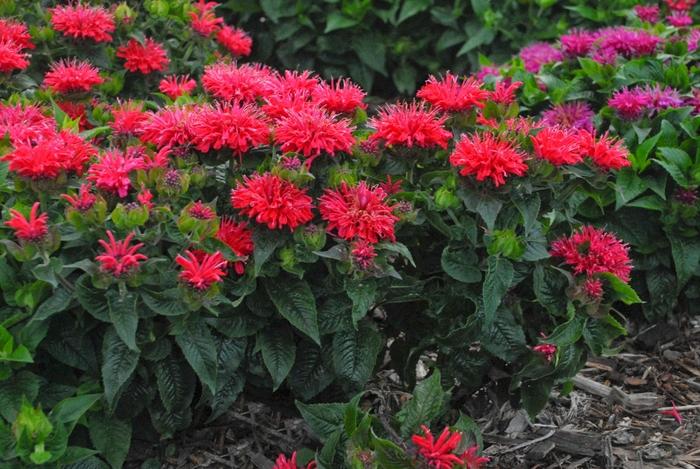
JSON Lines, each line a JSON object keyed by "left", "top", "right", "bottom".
{"left": 289, "top": 341, "right": 335, "bottom": 400}
{"left": 264, "top": 277, "right": 320, "bottom": 344}
{"left": 483, "top": 256, "right": 514, "bottom": 326}
{"left": 0, "top": 371, "right": 41, "bottom": 421}
{"left": 74, "top": 275, "right": 109, "bottom": 322}
{"left": 32, "top": 287, "right": 72, "bottom": 322}
{"left": 345, "top": 279, "right": 378, "bottom": 324}
{"left": 141, "top": 289, "right": 188, "bottom": 316}
{"left": 252, "top": 229, "right": 284, "bottom": 276}
{"left": 667, "top": 233, "right": 700, "bottom": 293}
{"left": 295, "top": 400, "right": 346, "bottom": 440}
{"left": 106, "top": 290, "right": 139, "bottom": 351}
{"left": 259, "top": 324, "right": 296, "bottom": 390}
{"left": 373, "top": 437, "right": 414, "bottom": 469}
{"left": 481, "top": 311, "right": 527, "bottom": 362}
{"left": 51, "top": 394, "right": 101, "bottom": 426}
{"left": 101, "top": 327, "right": 139, "bottom": 410}
{"left": 88, "top": 413, "right": 131, "bottom": 469}
{"left": 398, "top": 370, "right": 446, "bottom": 437}
{"left": 174, "top": 316, "right": 218, "bottom": 395}
{"left": 441, "top": 247, "right": 481, "bottom": 283}
{"left": 332, "top": 321, "right": 382, "bottom": 391}
{"left": 155, "top": 355, "right": 196, "bottom": 413}
{"left": 521, "top": 377, "right": 554, "bottom": 419}
{"left": 600, "top": 273, "right": 642, "bottom": 305}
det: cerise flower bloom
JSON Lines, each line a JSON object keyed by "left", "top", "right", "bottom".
{"left": 188, "top": 201, "right": 216, "bottom": 220}
{"left": 0, "top": 18, "right": 34, "bottom": 49}
{"left": 369, "top": 102, "right": 451, "bottom": 149}
{"left": 216, "top": 25, "right": 253, "bottom": 57}
{"left": 608, "top": 87, "right": 651, "bottom": 120}
{"left": 319, "top": 181, "right": 398, "bottom": 243}
{"left": 634, "top": 5, "right": 660, "bottom": 22}
{"left": 202, "top": 62, "right": 273, "bottom": 102}
{"left": 312, "top": 78, "right": 367, "bottom": 113}
{"left": 688, "top": 29, "right": 700, "bottom": 52}
{"left": 175, "top": 250, "right": 227, "bottom": 290}
{"left": 642, "top": 85, "right": 683, "bottom": 113}
{"left": 230, "top": 173, "right": 313, "bottom": 230}
{"left": 87, "top": 149, "right": 145, "bottom": 197}
{"left": 519, "top": 42, "right": 563, "bottom": 72}
{"left": 560, "top": 29, "right": 596, "bottom": 57}
{"left": 411, "top": 425, "right": 464, "bottom": 469}
{"left": 578, "top": 130, "right": 630, "bottom": 170}
{"left": 216, "top": 218, "right": 254, "bottom": 275}
{"left": 666, "top": 0, "right": 696, "bottom": 10}
{"left": 50, "top": 4, "right": 115, "bottom": 43}
{"left": 0, "top": 40, "right": 29, "bottom": 73}
{"left": 449, "top": 132, "right": 528, "bottom": 187}
{"left": 416, "top": 73, "right": 488, "bottom": 112}
{"left": 583, "top": 278, "right": 604, "bottom": 299}
{"left": 117, "top": 38, "right": 169, "bottom": 74}
{"left": 139, "top": 106, "right": 194, "bottom": 149}
{"left": 533, "top": 343, "right": 557, "bottom": 362}
{"left": 43, "top": 59, "right": 103, "bottom": 94}
{"left": 0, "top": 103, "right": 54, "bottom": 145}
{"left": 111, "top": 100, "right": 148, "bottom": 135}
{"left": 351, "top": 239, "right": 377, "bottom": 270}
{"left": 550, "top": 225, "right": 632, "bottom": 281}
{"left": 274, "top": 107, "right": 355, "bottom": 165}
{"left": 272, "top": 452, "right": 316, "bottom": 469}
{"left": 62, "top": 183, "right": 97, "bottom": 212}
{"left": 540, "top": 102, "right": 594, "bottom": 132}
{"left": 596, "top": 27, "right": 661, "bottom": 59}
{"left": 531, "top": 127, "right": 583, "bottom": 166}
{"left": 159, "top": 75, "right": 197, "bottom": 99}
{"left": 96, "top": 231, "right": 147, "bottom": 277}
{"left": 189, "top": 103, "right": 270, "bottom": 155}
{"left": 5, "top": 202, "right": 48, "bottom": 242}
{"left": 461, "top": 446, "right": 490, "bottom": 469}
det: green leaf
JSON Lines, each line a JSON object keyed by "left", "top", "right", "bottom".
{"left": 668, "top": 233, "right": 700, "bottom": 293}
{"left": 252, "top": 229, "right": 284, "bottom": 276}
{"left": 32, "top": 287, "right": 72, "bottom": 322}
{"left": 155, "top": 355, "right": 196, "bottom": 413}
{"left": 288, "top": 341, "right": 335, "bottom": 400}
{"left": 474, "top": 197, "right": 502, "bottom": 231}
{"left": 259, "top": 324, "right": 296, "bottom": 391}
{"left": 482, "top": 256, "right": 514, "bottom": 326}
{"left": 50, "top": 394, "right": 101, "bottom": 426}
{"left": 392, "top": 64, "right": 417, "bottom": 95}
{"left": 373, "top": 438, "right": 414, "bottom": 469}
{"left": 324, "top": 12, "right": 359, "bottom": 33}
{"left": 600, "top": 273, "right": 642, "bottom": 305}
{"left": 0, "top": 371, "right": 41, "bottom": 421}
{"left": 345, "top": 279, "right": 378, "bottom": 324}
{"left": 533, "top": 265, "right": 567, "bottom": 315}
{"left": 74, "top": 275, "right": 109, "bottom": 322}
{"left": 88, "top": 413, "right": 131, "bottom": 469}
{"left": 101, "top": 327, "right": 139, "bottom": 410}
{"left": 398, "top": 370, "right": 447, "bottom": 437}
{"left": 457, "top": 26, "right": 494, "bottom": 56}
{"left": 471, "top": 0, "right": 491, "bottom": 15}
{"left": 207, "top": 372, "right": 245, "bottom": 422}
{"left": 481, "top": 311, "right": 527, "bottom": 362}
{"left": 57, "top": 447, "right": 98, "bottom": 466}
{"left": 614, "top": 167, "right": 647, "bottom": 210}
{"left": 453, "top": 413, "right": 483, "bottom": 449}
{"left": 441, "top": 247, "right": 481, "bottom": 283}
{"left": 141, "top": 289, "right": 188, "bottom": 316}
{"left": 546, "top": 315, "right": 585, "bottom": 347}
{"left": 513, "top": 194, "right": 540, "bottom": 234}
{"left": 63, "top": 456, "right": 110, "bottom": 469}
{"left": 352, "top": 34, "right": 387, "bottom": 76}
{"left": 106, "top": 290, "right": 139, "bottom": 351}
{"left": 397, "top": 0, "right": 430, "bottom": 23}
{"left": 174, "top": 316, "right": 218, "bottom": 395}
{"left": 521, "top": 377, "right": 554, "bottom": 419}
{"left": 264, "top": 277, "right": 320, "bottom": 344}
{"left": 332, "top": 321, "right": 383, "bottom": 390}
{"left": 295, "top": 400, "right": 346, "bottom": 440}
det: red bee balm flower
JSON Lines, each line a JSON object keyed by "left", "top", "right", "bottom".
{"left": 117, "top": 38, "right": 169, "bottom": 74}
{"left": 0, "top": 40, "right": 29, "bottom": 73}
{"left": 111, "top": 100, "right": 148, "bottom": 136}
{"left": 159, "top": 75, "right": 197, "bottom": 99}
{"left": 231, "top": 173, "right": 313, "bottom": 230}
{"left": 188, "top": 201, "right": 216, "bottom": 220}
{"left": 216, "top": 25, "right": 253, "bottom": 57}
{"left": 319, "top": 182, "right": 398, "bottom": 243}
{"left": 0, "top": 18, "right": 34, "bottom": 50}
{"left": 274, "top": 107, "right": 355, "bottom": 165}
{"left": 87, "top": 150, "right": 145, "bottom": 198}
{"left": 202, "top": 62, "right": 273, "bottom": 103}
{"left": 578, "top": 130, "right": 630, "bottom": 170}
{"left": 139, "top": 106, "right": 194, "bottom": 150}
{"left": 531, "top": 127, "right": 584, "bottom": 166}
{"left": 351, "top": 239, "right": 377, "bottom": 270}
{"left": 96, "top": 231, "right": 147, "bottom": 277}
{"left": 5, "top": 202, "right": 48, "bottom": 242}
{"left": 369, "top": 102, "right": 451, "bottom": 149}
{"left": 189, "top": 1, "right": 223, "bottom": 36}
{"left": 411, "top": 426, "right": 465, "bottom": 469}
{"left": 175, "top": 250, "right": 227, "bottom": 290}
{"left": 659, "top": 401, "right": 683, "bottom": 424}
{"left": 533, "top": 343, "right": 557, "bottom": 362}
{"left": 461, "top": 446, "right": 490, "bottom": 469}
{"left": 189, "top": 103, "right": 270, "bottom": 155}
{"left": 217, "top": 218, "right": 254, "bottom": 274}
{"left": 50, "top": 4, "right": 115, "bottom": 43}
{"left": 312, "top": 78, "right": 367, "bottom": 113}
{"left": 449, "top": 132, "right": 528, "bottom": 187}
{"left": 416, "top": 72, "right": 488, "bottom": 112}
{"left": 550, "top": 225, "right": 632, "bottom": 281}
{"left": 62, "top": 184, "right": 97, "bottom": 212}
{"left": 43, "top": 59, "right": 103, "bottom": 94}
{"left": 272, "top": 452, "right": 316, "bottom": 469}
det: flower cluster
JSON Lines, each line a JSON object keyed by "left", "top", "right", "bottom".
{"left": 608, "top": 85, "right": 683, "bottom": 120}
{"left": 412, "top": 426, "right": 489, "bottom": 469}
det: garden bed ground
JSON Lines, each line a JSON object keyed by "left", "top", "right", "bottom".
{"left": 128, "top": 317, "right": 699, "bottom": 469}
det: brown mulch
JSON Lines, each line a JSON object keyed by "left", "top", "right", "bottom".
{"left": 128, "top": 317, "right": 700, "bottom": 469}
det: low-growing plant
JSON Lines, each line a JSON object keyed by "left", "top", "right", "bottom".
{"left": 0, "top": 1, "right": 659, "bottom": 468}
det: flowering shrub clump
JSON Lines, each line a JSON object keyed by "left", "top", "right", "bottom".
{"left": 0, "top": 1, "right": 659, "bottom": 468}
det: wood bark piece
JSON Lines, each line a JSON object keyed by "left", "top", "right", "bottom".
{"left": 572, "top": 375, "right": 663, "bottom": 411}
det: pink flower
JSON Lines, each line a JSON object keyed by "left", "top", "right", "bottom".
{"left": 189, "top": 1, "right": 223, "bottom": 36}
{"left": 416, "top": 72, "right": 488, "bottom": 112}
{"left": 351, "top": 240, "right": 377, "bottom": 270}
{"left": 659, "top": 401, "right": 683, "bottom": 424}
{"left": 634, "top": 5, "right": 660, "bottom": 23}
{"left": 540, "top": 102, "right": 594, "bottom": 132}
{"left": 476, "top": 66, "right": 500, "bottom": 81}
{"left": 608, "top": 87, "right": 652, "bottom": 120}
{"left": 0, "top": 40, "right": 29, "bottom": 73}
{"left": 43, "top": 59, "right": 103, "bottom": 94}
{"left": 489, "top": 80, "right": 522, "bottom": 105}
{"left": 0, "top": 103, "right": 54, "bottom": 145}
{"left": 449, "top": 132, "right": 528, "bottom": 186}
{"left": 188, "top": 201, "right": 216, "bottom": 220}
{"left": 50, "top": 4, "right": 115, "bottom": 42}
{"left": 176, "top": 250, "right": 227, "bottom": 291}
{"left": 583, "top": 278, "right": 604, "bottom": 299}
{"left": 519, "top": 42, "right": 563, "bottom": 72}
{"left": 533, "top": 343, "right": 557, "bottom": 362}
{"left": 560, "top": 29, "right": 597, "bottom": 57}
{"left": 189, "top": 103, "right": 270, "bottom": 155}
{"left": 668, "top": 11, "right": 693, "bottom": 26}
{"left": 269, "top": 70, "right": 319, "bottom": 96}
{"left": 96, "top": 231, "right": 147, "bottom": 277}
{"left": 216, "top": 218, "right": 254, "bottom": 275}
{"left": 159, "top": 75, "right": 197, "bottom": 99}
{"left": 0, "top": 18, "right": 34, "bottom": 49}
{"left": 369, "top": 102, "right": 451, "bottom": 149}
{"left": 4, "top": 202, "right": 48, "bottom": 242}
{"left": 117, "top": 38, "right": 169, "bottom": 74}
{"left": 461, "top": 446, "right": 490, "bottom": 469}
{"left": 687, "top": 29, "right": 700, "bottom": 51}
{"left": 595, "top": 27, "right": 661, "bottom": 59}
{"left": 216, "top": 25, "right": 253, "bottom": 56}
{"left": 272, "top": 452, "right": 316, "bottom": 469}
{"left": 666, "top": 0, "right": 696, "bottom": 11}
{"left": 87, "top": 150, "right": 145, "bottom": 198}
{"left": 111, "top": 100, "right": 149, "bottom": 136}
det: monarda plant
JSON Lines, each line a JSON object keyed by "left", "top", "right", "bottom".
{"left": 0, "top": 1, "right": 640, "bottom": 467}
